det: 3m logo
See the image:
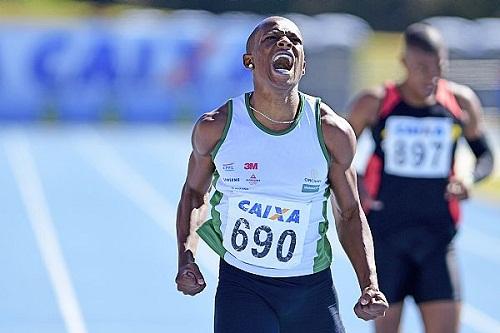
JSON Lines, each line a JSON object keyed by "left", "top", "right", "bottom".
{"left": 244, "top": 162, "right": 258, "bottom": 170}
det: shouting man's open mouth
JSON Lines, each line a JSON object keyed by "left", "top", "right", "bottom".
{"left": 272, "top": 51, "right": 294, "bottom": 75}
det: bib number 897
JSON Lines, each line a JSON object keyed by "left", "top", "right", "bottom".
{"left": 393, "top": 140, "right": 443, "bottom": 167}
{"left": 231, "top": 218, "right": 296, "bottom": 262}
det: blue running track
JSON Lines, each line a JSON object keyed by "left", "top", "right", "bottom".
{"left": 0, "top": 125, "right": 498, "bottom": 333}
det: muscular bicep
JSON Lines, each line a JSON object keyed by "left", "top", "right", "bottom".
{"left": 328, "top": 132, "right": 360, "bottom": 217}
{"left": 322, "top": 105, "right": 361, "bottom": 215}
{"left": 329, "top": 163, "right": 360, "bottom": 218}
{"left": 184, "top": 103, "right": 228, "bottom": 194}
{"left": 185, "top": 151, "right": 214, "bottom": 196}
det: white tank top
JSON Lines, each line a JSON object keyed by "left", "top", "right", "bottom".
{"left": 197, "top": 91, "right": 333, "bottom": 277}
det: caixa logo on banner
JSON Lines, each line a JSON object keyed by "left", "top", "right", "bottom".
{"left": 0, "top": 23, "right": 252, "bottom": 121}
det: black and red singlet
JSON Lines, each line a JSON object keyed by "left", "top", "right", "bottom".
{"left": 364, "top": 80, "right": 463, "bottom": 235}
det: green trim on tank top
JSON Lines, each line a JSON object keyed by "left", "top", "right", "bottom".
{"left": 196, "top": 170, "right": 227, "bottom": 258}
{"left": 313, "top": 187, "right": 333, "bottom": 273}
{"left": 315, "top": 97, "right": 332, "bottom": 165}
{"left": 245, "top": 92, "right": 305, "bottom": 136}
{"left": 210, "top": 100, "right": 233, "bottom": 160}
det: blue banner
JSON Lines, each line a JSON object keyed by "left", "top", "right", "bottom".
{"left": 0, "top": 17, "right": 253, "bottom": 121}
{"left": 0, "top": 12, "right": 371, "bottom": 122}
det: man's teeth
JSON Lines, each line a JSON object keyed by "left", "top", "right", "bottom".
{"left": 273, "top": 54, "right": 292, "bottom": 62}
{"left": 272, "top": 53, "right": 293, "bottom": 73}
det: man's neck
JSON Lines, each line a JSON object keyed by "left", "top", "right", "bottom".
{"left": 399, "top": 81, "right": 437, "bottom": 107}
{"left": 250, "top": 86, "right": 300, "bottom": 123}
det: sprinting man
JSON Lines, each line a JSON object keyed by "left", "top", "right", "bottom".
{"left": 347, "top": 23, "right": 494, "bottom": 333}
{"left": 175, "top": 16, "right": 388, "bottom": 333}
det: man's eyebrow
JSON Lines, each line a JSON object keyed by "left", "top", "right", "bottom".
{"left": 287, "top": 31, "right": 301, "bottom": 39}
{"left": 263, "top": 29, "right": 301, "bottom": 38}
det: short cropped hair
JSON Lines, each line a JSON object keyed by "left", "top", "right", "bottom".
{"left": 404, "top": 23, "right": 447, "bottom": 58}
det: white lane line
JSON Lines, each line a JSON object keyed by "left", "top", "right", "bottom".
{"left": 75, "top": 127, "right": 219, "bottom": 277}
{"left": 4, "top": 131, "right": 88, "bottom": 333}
{"left": 462, "top": 303, "right": 500, "bottom": 333}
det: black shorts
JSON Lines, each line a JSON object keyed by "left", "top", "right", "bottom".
{"left": 215, "top": 259, "right": 345, "bottom": 333}
{"left": 372, "top": 225, "right": 461, "bottom": 304}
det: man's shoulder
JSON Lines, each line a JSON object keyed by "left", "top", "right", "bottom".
{"left": 319, "top": 102, "right": 347, "bottom": 128}
{"left": 196, "top": 102, "right": 230, "bottom": 131}
{"left": 345, "top": 85, "right": 388, "bottom": 127}
{"left": 445, "top": 80, "right": 478, "bottom": 104}
{"left": 193, "top": 102, "right": 231, "bottom": 156}
{"left": 443, "top": 80, "right": 483, "bottom": 129}
{"left": 360, "top": 85, "right": 386, "bottom": 99}
{"left": 439, "top": 80, "right": 481, "bottom": 121}
{"left": 353, "top": 85, "right": 386, "bottom": 110}
{"left": 319, "top": 102, "right": 356, "bottom": 163}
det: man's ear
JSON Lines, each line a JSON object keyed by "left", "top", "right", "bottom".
{"left": 243, "top": 54, "right": 254, "bottom": 69}
{"left": 400, "top": 54, "right": 408, "bottom": 71}
{"left": 302, "top": 60, "right": 306, "bottom": 75}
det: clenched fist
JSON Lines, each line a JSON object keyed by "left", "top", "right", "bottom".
{"left": 176, "top": 262, "right": 206, "bottom": 296}
{"left": 354, "top": 286, "right": 389, "bottom": 321}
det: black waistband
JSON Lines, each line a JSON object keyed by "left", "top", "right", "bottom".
{"left": 218, "top": 258, "right": 332, "bottom": 285}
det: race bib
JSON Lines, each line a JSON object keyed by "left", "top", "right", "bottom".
{"left": 223, "top": 195, "right": 311, "bottom": 269}
{"left": 383, "top": 116, "right": 453, "bottom": 178}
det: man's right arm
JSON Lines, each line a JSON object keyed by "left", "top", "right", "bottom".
{"left": 346, "top": 88, "right": 383, "bottom": 212}
{"left": 176, "top": 103, "right": 228, "bottom": 296}
{"left": 346, "top": 87, "right": 383, "bottom": 138}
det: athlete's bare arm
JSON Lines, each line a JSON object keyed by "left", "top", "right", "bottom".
{"left": 321, "top": 103, "right": 388, "bottom": 321}
{"left": 175, "top": 103, "right": 228, "bottom": 296}
{"left": 346, "top": 88, "right": 384, "bottom": 212}
{"left": 451, "top": 82, "right": 484, "bottom": 140}
{"left": 346, "top": 87, "right": 384, "bottom": 138}
{"left": 447, "top": 82, "right": 494, "bottom": 200}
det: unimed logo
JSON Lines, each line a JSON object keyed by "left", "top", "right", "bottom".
{"left": 244, "top": 162, "right": 258, "bottom": 170}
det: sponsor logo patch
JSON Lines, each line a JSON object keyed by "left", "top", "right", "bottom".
{"left": 233, "top": 187, "right": 250, "bottom": 191}
{"left": 303, "top": 177, "right": 322, "bottom": 184}
{"left": 238, "top": 199, "right": 301, "bottom": 223}
{"left": 395, "top": 123, "right": 444, "bottom": 136}
{"left": 222, "top": 163, "right": 235, "bottom": 171}
{"left": 244, "top": 162, "right": 259, "bottom": 170}
{"left": 246, "top": 174, "right": 260, "bottom": 186}
{"left": 301, "top": 184, "right": 320, "bottom": 193}
{"left": 223, "top": 177, "right": 240, "bottom": 183}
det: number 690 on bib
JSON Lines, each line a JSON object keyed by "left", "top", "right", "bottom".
{"left": 223, "top": 196, "right": 311, "bottom": 269}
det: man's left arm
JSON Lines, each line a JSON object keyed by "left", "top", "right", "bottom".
{"left": 448, "top": 83, "right": 495, "bottom": 200}
{"left": 321, "top": 104, "right": 388, "bottom": 321}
